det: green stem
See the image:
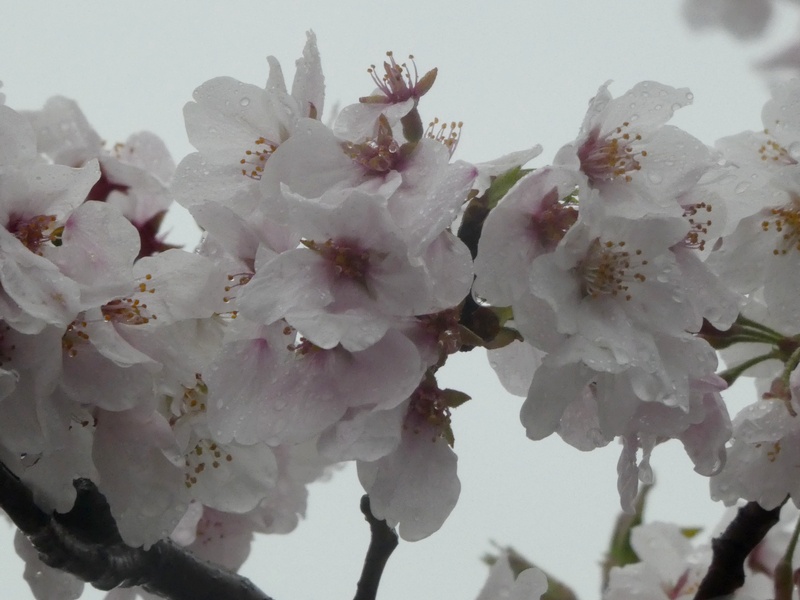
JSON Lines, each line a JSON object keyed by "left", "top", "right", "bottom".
{"left": 719, "top": 351, "right": 781, "bottom": 386}
{"left": 736, "top": 315, "right": 786, "bottom": 340}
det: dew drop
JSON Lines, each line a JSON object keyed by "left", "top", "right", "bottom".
{"left": 734, "top": 181, "right": 751, "bottom": 194}
{"left": 239, "top": 97, "right": 251, "bottom": 107}
{"left": 647, "top": 172, "right": 663, "bottom": 184}
{"left": 686, "top": 92, "right": 694, "bottom": 101}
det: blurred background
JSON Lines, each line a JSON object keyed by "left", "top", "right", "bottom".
{"left": 0, "top": 1, "right": 797, "bottom": 598}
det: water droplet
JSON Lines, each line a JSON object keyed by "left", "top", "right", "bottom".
{"left": 686, "top": 92, "right": 694, "bottom": 101}
{"left": 654, "top": 104, "right": 663, "bottom": 111}
{"left": 735, "top": 181, "right": 751, "bottom": 194}
{"left": 647, "top": 172, "right": 663, "bottom": 184}
{"left": 239, "top": 97, "right": 251, "bottom": 107}
{"left": 671, "top": 103, "right": 682, "bottom": 111}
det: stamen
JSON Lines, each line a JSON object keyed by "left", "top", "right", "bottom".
{"left": 360, "top": 51, "right": 437, "bottom": 105}
{"left": 102, "top": 274, "right": 157, "bottom": 325}
{"left": 758, "top": 132, "right": 798, "bottom": 165}
{"left": 425, "top": 118, "right": 462, "bottom": 156}
{"left": 578, "top": 123, "right": 647, "bottom": 184}
{"left": 761, "top": 193, "right": 800, "bottom": 255}
{"left": 342, "top": 114, "right": 403, "bottom": 172}
{"left": 240, "top": 136, "right": 278, "bottom": 180}
{"left": 7, "top": 214, "right": 60, "bottom": 254}
{"left": 301, "top": 238, "right": 370, "bottom": 284}
{"left": 62, "top": 318, "right": 91, "bottom": 357}
{"left": 682, "top": 201, "right": 713, "bottom": 251}
{"left": 578, "top": 238, "right": 647, "bottom": 301}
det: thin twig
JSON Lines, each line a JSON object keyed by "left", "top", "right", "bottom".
{"left": 353, "top": 495, "right": 399, "bottom": 600}
{"left": 694, "top": 500, "right": 784, "bottom": 600}
{"left": 0, "top": 462, "right": 273, "bottom": 600}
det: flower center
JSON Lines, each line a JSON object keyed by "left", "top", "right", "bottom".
{"left": 758, "top": 134, "right": 798, "bottom": 165}
{"left": 761, "top": 194, "right": 800, "bottom": 256}
{"left": 342, "top": 114, "right": 403, "bottom": 173}
{"left": 682, "top": 201, "right": 713, "bottom": 251}
{"left": 578, "top": 123, "right": 647, "bottom": 184}
{"left": 8, "top": 214, "right": 62, "bottom": 255}
{"left": 577, "top": 239, "right": 647, "bottom": 301}
{"left": 529, "top": 187, "right": 579, "bottom": 251}
{"left": 301, "top": 238, "right": 370, "bottom": 284}
{"left": 101, "top": 274, "right": 157, "bottom": 325}
{"left": 404, "top": 380, "right": 453, "bottom": 443}
{"left": 360, "top": 51, "right": 437, "bottom": 105}
{"left": 240, "top": 136, "right": 278, "bottom": 180}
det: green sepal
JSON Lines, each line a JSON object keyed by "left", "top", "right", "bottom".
{"left": 485, "top": 166, "right": 530, "bottom": 211}
{"left": 680, "top": 527, "right": 702, "bottom": 539}
{"left": 483, "top": 327, "right": 523, "bottom": 350}
{"left": 441, "top": 388, "right": 471, "bottom": 408}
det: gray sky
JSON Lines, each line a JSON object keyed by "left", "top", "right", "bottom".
{"left": 0, "top": 1, "right": 797, "bottom": 599}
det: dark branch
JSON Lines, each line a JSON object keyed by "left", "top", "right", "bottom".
{"left": 0, "top": 462, "right": 273, "bottom": 600}
{"left": 694, "top": 500, "right": 784, "bottom": 600}
{"left": 353, "top": 495, "right": 398, "bottom": 600}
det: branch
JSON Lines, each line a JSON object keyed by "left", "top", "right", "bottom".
{"left": 353, "top": 495, "right": 398, "bottom": 600}
{"left": 694, "top": 500, "right": 784, "bottom": 600}
{"left": 0, "top": 462, "right": 273, "bottom": 600}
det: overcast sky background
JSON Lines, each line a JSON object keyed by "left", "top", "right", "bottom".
{"left": 0, "top": 2, "right": 798, "bottom": 599}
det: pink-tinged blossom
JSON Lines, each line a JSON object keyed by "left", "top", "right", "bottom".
{"left": 473, "top": 166, "right": 584, "bottom": 307}
{"left": 711, "top": 399, "right": 800, "bottom": 510}
{"left": 206, "top": 321, "right": 423, "bottom": 446}
{"left": 555, "top": 81, "right": 711, "bottom": 211}
{"left": 357, "top": 379, "right": 460, "bottom": 541}
{"left": 174, "top": 32, "right": 323, "bottom": 220}
{"left": 237, "top": 188, "right": 469, "bottom": 351}
{"left": 24, "top": 96, "right": 178, "bottom": 258}
{"left": 258, "top": 117, "right": 477, "bottom": 256}
{"left": 474, "top": 552, "right": 548, "bottom": 600}
{"left": 60, "top": 250, "right": 227, "bottom": 409}
{"left": 603, "top": 522, "right": 710, "bottom": 600}
{"left": 92, "top": 407, "right": 190, "bottom": 548}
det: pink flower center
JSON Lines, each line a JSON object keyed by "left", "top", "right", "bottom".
{"left": 578, "top": 123, "right": 647, "bottom": 184}
{"left": 404, "top": 380, "right": 453, "bottom": 443}
{"left": 360, "top": 52, "right": 437, "bottom": 105}
{"left": 7, "top": 214, "right": 61, "bottom": 255}
{"left": 529, "top": 187, "right": 579, "bottom": 251}
{"left": 343, "top": 114, "right": 403, "bottom": 173}
{"left": 577, "top": 239, "right": 647, "bottom": 301}
{"left": 302, "top": 238, "right": 370, "bottom": 284}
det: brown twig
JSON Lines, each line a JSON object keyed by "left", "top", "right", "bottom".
{"left": 353, "top": 495, "right": 399, "bottom": 600}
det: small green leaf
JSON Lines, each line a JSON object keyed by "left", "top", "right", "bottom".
{"left": 485, "top": 166, "right": 530, "bottom": 210}
{"left": 441, "top": 388, "right": 471, "bottom": 408}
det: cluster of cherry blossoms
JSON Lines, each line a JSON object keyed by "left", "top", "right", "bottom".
{"left": 3, "top": 26, "right": 800, "bottom": 600}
